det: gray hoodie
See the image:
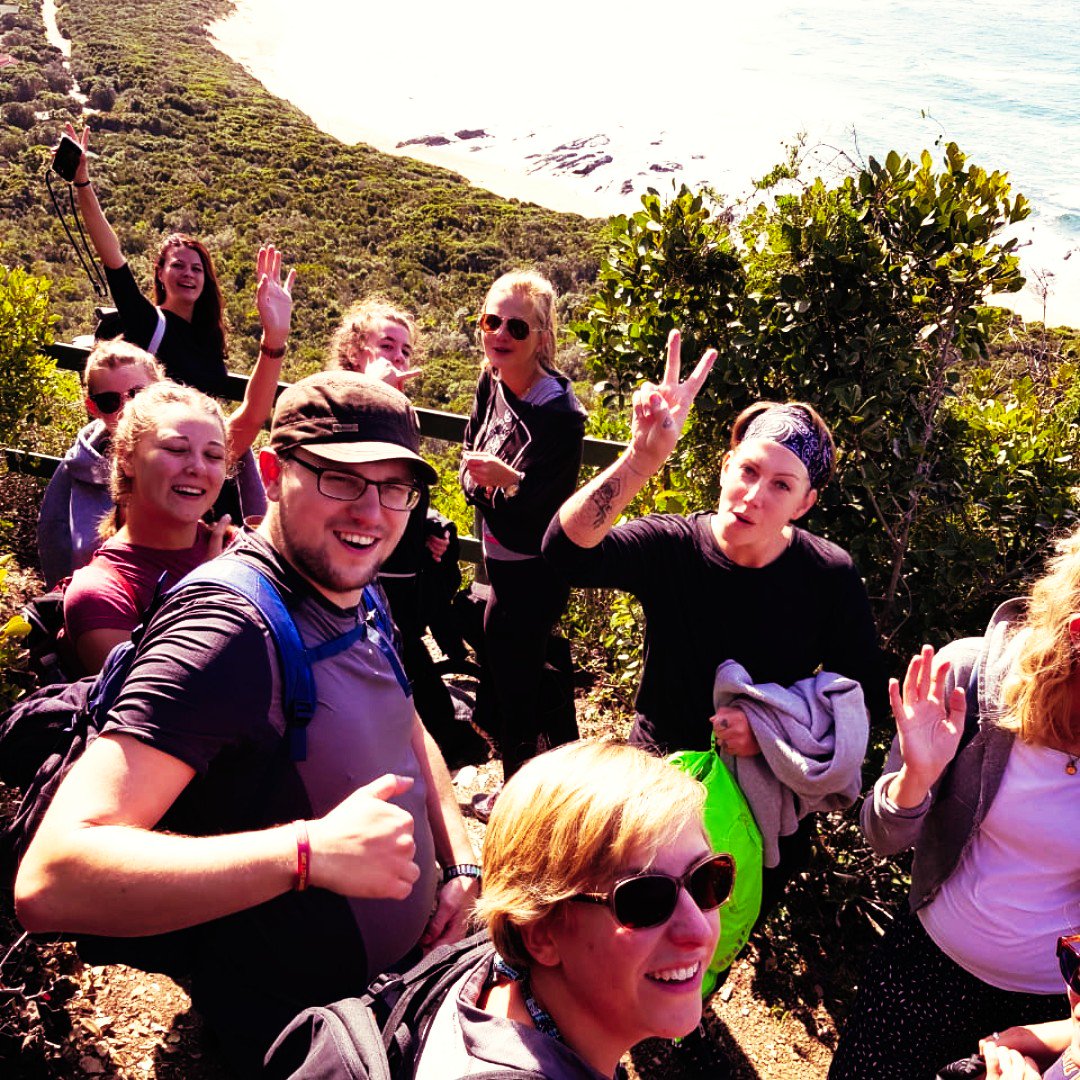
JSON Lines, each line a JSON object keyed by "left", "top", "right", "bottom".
{"left": 37, "top": 421, "right": 113, "bottom": 590}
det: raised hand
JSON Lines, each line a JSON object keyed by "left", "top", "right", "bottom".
{"left": 887, "top": 645, "right": 966, "bottom": 806}
{"left": 307, "top": 773, "right": 420, "bottom": 899}
{"left": 628, "top": 329, "right": 717, "bottom": 476}
{"left": 255, "top": 244, "right": 296, "bottom": 350}
{"left": 62, "top": 122, "right": 91, "bottom": 185}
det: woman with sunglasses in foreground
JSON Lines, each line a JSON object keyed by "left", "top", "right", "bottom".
{"left": 62, "top": 381, "right": 240, "bottom": 676}
{"left": 830, "top": 530, "right": 1080, "bottom": 1079}
{"left": 460, "top": 271, "right": 586, "bottom": 819}
{"left": 412, "top": 740, "right": 730, "bottom": 1079}
{"left": 975, "top": 934, "right": 1080, "bottom": 1079}
{"left": 37, "top": 341, "right": 164, "bottom": 589}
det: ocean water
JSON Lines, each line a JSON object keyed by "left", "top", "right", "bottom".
{"left": 210, "top": 0, "right": 1080, "bottom": 325}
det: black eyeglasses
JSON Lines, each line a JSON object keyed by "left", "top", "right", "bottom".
{"left": 289, "top": 455, "right": 421, "bottom": 511}
{"left": 88, "top": 385, "right": 147, "bottom": 415}
{"left": 570, "top": 852, "right": 735, "bottom": 930}
{"left": 1058, "top": 934, "right": 1080, "bottom": 995}
{"left": 478, "top": 313, "right": 537, "bottom": 341}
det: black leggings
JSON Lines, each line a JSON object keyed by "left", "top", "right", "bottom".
{"left": 483, "top": 556, "right": 573, "bottom": 781}
{"left": 829, "top": 908, "right": 1068, "bottom": 1080}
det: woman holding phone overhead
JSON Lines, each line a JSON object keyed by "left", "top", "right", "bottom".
{"left": 460, "top": 271, "right": 586, "bottom": 820}
{"left": 60, "top": 123, "right": 295, "bottom": 520}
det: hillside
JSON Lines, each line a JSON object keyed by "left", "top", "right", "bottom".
{"left": 0, "top": 0, "right": 603, "bottom": 400}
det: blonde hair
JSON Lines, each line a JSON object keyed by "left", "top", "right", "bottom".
{"left": 327, "top": 298, "right": 417, "bottom": 373}
{"left": 99, "top": 381, "right": 229, "bottom": 539}
{"left": 474, "top": 741, "right": 706, "bottom": 970}
{"left": 479, "top": 271, "right": 559, "bottom": 373}
{"left": 83, "top": 340, "right": 164, "bottom": 394}
{"left": 1000, "top": 526, "right": 1080, "bottom": 747}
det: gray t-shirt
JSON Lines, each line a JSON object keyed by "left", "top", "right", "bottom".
{"left": 103, "top": 530, "right": 437, "bottom": 1004}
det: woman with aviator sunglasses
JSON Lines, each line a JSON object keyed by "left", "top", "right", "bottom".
{"left": 460, "top": 271, "right": 586, "bottom": 819}
{"left": 412, "top": 740, "right": 731, "bottom": 1079}
{"left": 38, "top": 341, "right": 164, "bottom": 589}
{"left": 831, "top": 529, "right": 1080, "bottom": 1079}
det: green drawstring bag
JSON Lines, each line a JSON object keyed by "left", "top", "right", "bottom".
{"left": 666, "top": 743, "right": 763, "bottom": 996}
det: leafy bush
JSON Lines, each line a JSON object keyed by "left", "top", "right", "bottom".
{"left": 0, "top": 265, "right": 58, "bottom": 443}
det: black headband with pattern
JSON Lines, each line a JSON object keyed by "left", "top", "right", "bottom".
{"left": 741, "top": 405, "right": 833, "bottom": 489}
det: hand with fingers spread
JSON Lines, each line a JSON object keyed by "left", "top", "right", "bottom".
{"left": 887, "top": 645, "right": 966, "bottom": 808}
{"left": 628, "top": 329, "right": 717, "bottom": 478}
{"left": 255, "top": 244, "right": 296, "bottom": 351}
{"left": 306, "top": 773, "right": 421, "bottom": 899}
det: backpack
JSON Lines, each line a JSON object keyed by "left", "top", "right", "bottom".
{"left": 264, "top": 931, "right": 545, "bottom": 1080}
{"left": 0, "top": 557, "right": 401, "bottom": 885}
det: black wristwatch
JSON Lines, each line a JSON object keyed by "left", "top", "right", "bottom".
{"left": 443, "top": 863, "right": 482, "bottom": 884}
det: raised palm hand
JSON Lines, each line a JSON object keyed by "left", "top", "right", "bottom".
{"left": 890, "top": 645, "right": 966, "bottom": 789}
{"left": 255, "top": 244, "right": 296, "bottom": 346}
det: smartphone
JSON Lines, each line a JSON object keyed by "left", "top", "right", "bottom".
{"left": 51, "top": 135, "right": 83, "bottom": 183}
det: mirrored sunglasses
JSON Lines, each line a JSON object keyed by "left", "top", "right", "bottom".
{"left": 1058, "top": 934, "right": 1080, "bottom": 995}
{"left": 478, "top": 313, "right": 536, "bottom": 341}
{"left": 88, "top": 385, "right": 147, "bottom": 415}
{"left": 570, "top": 852, "right": 735, "bottom": 930}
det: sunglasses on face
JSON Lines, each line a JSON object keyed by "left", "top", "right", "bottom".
{"left": 570, "top": 852, "right": 735, "bottom": 930}
{"left": 1058, "top": 934, "right": 1080, "bottom": 995}
{"left": 289, "top": 454, "right": 422, "bottom": 511}
{"left": 88, "top": 385, "right": 147, "bottom": 415}
{"left": 478, "top": 313, "right": 537, "bottom": 341}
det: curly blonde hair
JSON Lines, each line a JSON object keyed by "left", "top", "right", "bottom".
{"left": 999, "top": 526, "right": 1080, "bottom": 747}
{"left": 327, "top": 298, "right": 417, "bottom": 373}
{"left": 83, "top": 340, "right": 164, "bottom": 394}
{"left": 474, "top": 741, "right": 707, "bottom": 970}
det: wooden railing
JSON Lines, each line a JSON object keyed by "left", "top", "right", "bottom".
{"left": 5, "top": 342, "right": 627, "bottom": 563}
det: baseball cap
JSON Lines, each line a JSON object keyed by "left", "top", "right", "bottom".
{"left": 269, "top": 371, "right": 437, "bottom": 484}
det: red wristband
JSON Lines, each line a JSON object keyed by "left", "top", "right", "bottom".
{"left": 293, "top": 820, "right": 310, "bottom": 891}
{"left": 260, "top": 342, "right": 286, "bottom": 359}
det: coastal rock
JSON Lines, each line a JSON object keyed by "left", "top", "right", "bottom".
{"left": 455, "top": 129, "right": 489, "bottom": 140}
{"left": 574, "top": 155, "right": 613, "bottom": 176}
{"left": 396, "top": 134, "right": 452, "bottom": 148}
{"left": 621, "top": 179, "right": 634, "bottom": 195}
{"left": 650, "top": 161, "right": 682, "bottom": 173}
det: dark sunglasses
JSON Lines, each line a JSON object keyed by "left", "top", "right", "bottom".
{"left": 570, "top": 852, "right": 735, "bottom": 930}
{"left": 88, "top": 385, "right": 147, "bottom": 415}
{"left": 1058, "top": 934, "right": 1080, "bottom": 994}
{"left": 478, "top": 313, "right": 537, "bottom": 341}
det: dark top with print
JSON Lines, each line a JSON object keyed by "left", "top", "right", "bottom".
{"left": 543, "top": 511, "right": 887, "bottom": 753}
{"left": 461, "top": 367, "right": 586, "bottom": 556}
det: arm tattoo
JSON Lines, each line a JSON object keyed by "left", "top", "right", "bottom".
{"left": 589, "top": 476, "right": 623, "bottom": 529}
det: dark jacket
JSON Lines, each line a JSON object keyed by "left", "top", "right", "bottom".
{"left": 461, "top": 368, "right": 586, "bottom": 556}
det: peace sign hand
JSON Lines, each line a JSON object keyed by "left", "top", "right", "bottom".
{"left": 629, "top": 330, "right": 716, "bottom": 476}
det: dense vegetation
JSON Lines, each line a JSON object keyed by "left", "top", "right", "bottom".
{"left": 2, "top": 0, "right": 1080, "bottom": 1073}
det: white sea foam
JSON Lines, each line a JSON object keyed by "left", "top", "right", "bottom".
{"left": 209, "top": 0, "right": 1080, "bottom": 326}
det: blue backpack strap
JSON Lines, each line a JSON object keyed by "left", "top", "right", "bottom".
{"left": 169, "top": 560, "right": 316, "bottom": 761}
{"left": 361, "top": 584, "right": 411, "bottom": 698}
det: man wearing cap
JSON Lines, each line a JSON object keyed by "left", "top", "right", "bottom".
{"left": 16, "top": 372, "right": 481, "bottom": 1074}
